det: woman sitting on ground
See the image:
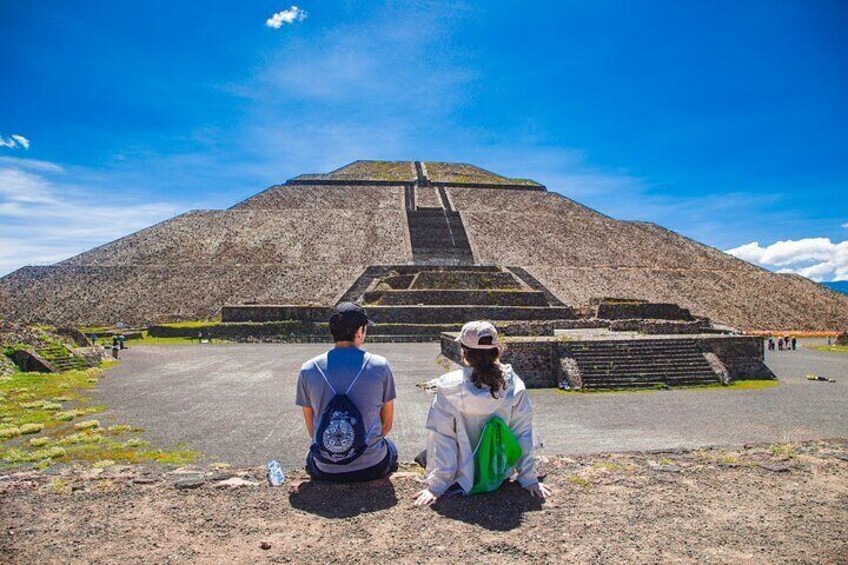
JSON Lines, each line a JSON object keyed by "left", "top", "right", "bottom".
{"left": 414, "top": 321, "right": 551, "bottom": 506}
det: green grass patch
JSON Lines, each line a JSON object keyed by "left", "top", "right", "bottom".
{"left": 725, "top": 379, "right": 779, "bottom": 390}
{"left": 156, "top": 319, "right": 221, "bottom": 329}
{"left": 555, "top": 379, "right": 778, "bottom": 394}
{"left": 811, "top": 345, "right": 848, "bottom": 354}
{"left": 127, "top": 331, "right": 235, "bottom": 346}
{"left": 0, "top": 367, "right": 197, "bottom": 469}
{"left": 769, "top": 443, "right": 797, "bottom": 459}
{"left": 567, "top": 475, "right": 592, "bottom": 488}
{"left": 591, "top": 462, "right": 632, "bottom": 472}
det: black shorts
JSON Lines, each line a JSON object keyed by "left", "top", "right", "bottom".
{"left": 305, "top": 440, "right": 398, "bottom": 482}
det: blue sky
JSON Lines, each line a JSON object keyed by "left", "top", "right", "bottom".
{"left": 1, "top": 1, "right": 846, "bottom": 279}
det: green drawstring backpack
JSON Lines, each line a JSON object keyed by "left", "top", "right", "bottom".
{"left": 468, "top": 416, "right": 523, "bottom": 495}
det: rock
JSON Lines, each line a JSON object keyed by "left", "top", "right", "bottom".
{"left": 212, "top": 477, "right": 259, "bottom": 489}
{"left": 833, "top": 453, "right": 848, "bottom": 462}
{"left": 657, "top": 465, "right": 682, "bottom": 473}
{"left": 174, "top": 475, "right": 206, "bottom": 489}
{"left": 133, "top": 477, "right": 158, "bottom": 485}
{"left": 260, "top": 541, "right": 271, "bottom": 550}
{"left": 172, "top": 466, "right": 205, "bottom": 475}
{"left": 209, "top": 471, "right": 236, "bottom": 481}
{"left": 390, "top": 472, "right": 422, "bottom": 480}
{"left": 758, "top": 463, "right": 790, "bottom": 473}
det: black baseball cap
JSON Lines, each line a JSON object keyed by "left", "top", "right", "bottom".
{"left": 329, "top": 302, "right": 376, "bottom": 329}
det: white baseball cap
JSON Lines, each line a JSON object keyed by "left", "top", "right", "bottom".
{"left": 456, "top": 321, "right": 500, "bottom": 349}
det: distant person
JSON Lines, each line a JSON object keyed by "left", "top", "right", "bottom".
{"left": 111, "top": 343, "right": 119, "bottom": 359}
{"left": 414, "top": 321, "right": 550, "bottom": 506}
{"left": 118, "top": 334, "right": 126, "bottom": 349}
{"left": 791, "top": 337, "right": 797, "bottom": 351}
{"left": 112, "top": 336, "right": 119, "bottom": 348}
{"left": 197, "top": 331, "right": 203, "bottom": 344}
{"left": 767, "top": 338, "right": 774, "bottom": 351}
{"left": 777, "top": 338, "right": 784, "bottom": 351}
{"left": 828, "top": 337, "right": 833, "bottom": 347}
{"left": 90, "top": 333, "right": 97, "bottom": 346}
{"left": 296, "top": 303, "right": 397, "bottom": 482}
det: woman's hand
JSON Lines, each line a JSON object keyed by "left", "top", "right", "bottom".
{"left": 413, "top": 489, "right": 438, "bottom": 506}
{"left": 524, "top": 482, "right": 552, "bottom": 499}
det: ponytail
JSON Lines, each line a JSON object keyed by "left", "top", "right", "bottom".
{"left": 461, "top": 339, "right": 505, "bottom": 398}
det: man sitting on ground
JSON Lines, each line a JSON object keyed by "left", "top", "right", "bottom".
{"left": 296, "top": 302, "right": 398, "bottom": 482}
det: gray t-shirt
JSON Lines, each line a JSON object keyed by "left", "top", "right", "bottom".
{"left": 296, "top": 347, "right": 396, "bottom": 473}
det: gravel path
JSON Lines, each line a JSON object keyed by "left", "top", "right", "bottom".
{"left": 95, "top": 340, "right": 848, "bottom": 467}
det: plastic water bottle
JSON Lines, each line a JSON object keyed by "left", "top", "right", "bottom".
{"left": 267, "top": 460, "right": 286, "bottom": 486}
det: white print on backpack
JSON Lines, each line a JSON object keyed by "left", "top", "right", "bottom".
{"left": 322, "top": 411, "right": 358, "bottom": 456}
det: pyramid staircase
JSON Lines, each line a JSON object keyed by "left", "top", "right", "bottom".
{"left": 405, "top": 161, "right": 475, "bottom": 266}
{"left": 406, "top": 209, "right": 474, "bottom": 265}
{"left": 564, "top": 339, "right": 721, "bottom": 389}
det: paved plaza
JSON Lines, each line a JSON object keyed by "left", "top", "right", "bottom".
{"left": 97, "top": 340, "right": 848, "bottom": 468}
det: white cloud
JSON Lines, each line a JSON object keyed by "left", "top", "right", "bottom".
{"left": 842, "top": 222, "right": 848, "bottom": 229}
{"left": 266, "top": 6, "right": 307, "bottom": 29}
{"left": 726, "top": 238, "right": 848, "bottom": 282}
{"left": 0, "top": 134, "right": 30, "bottom": 150}
{"left": 0, "top": 157, "right": 178, "bottom": 275}
{"left": 10, "top": 135, "right": 30, "bottom": 149}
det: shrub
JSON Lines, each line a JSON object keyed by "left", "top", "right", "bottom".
{"left": 74, "top": 420, "right": 100, "bottom": 431}
{"left": 19, "top": 423, "right": 44, "bottom": 435}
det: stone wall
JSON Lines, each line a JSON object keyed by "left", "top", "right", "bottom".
{"left": 222, "top": 306, "right": 330, "bottom": 323}
{"left": 699, "top": 337, "right": 773, "bottom": 380}
{"left": 223, "top": 304, "right": 574, "bottom": 325}
{"left": 596, "top": 301, "right": 692, "bottom": 321}
{"left": 439, "top": 334, "right": 561, "bottom": 388}
{"left": 638, "top": 319, "right": 710, "bottom": 334}
{"left": 231, "top": 184, "right": 407, "bottom": 210}
{"left": 411, "top": 271, "right": 521, "bottom": 290}
{"left": 837, "top": 332, "right": 848, "bottom": 346}
{"left": 149, "top": 320, "right": 321, "bottom": 339}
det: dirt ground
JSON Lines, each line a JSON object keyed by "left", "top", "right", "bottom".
{"left": 2, "top": 439, "right": 847, "bottom": 564}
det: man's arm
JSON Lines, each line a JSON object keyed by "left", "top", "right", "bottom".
{"left": 302, "top": 406, "right": 315, "bottom": 439}
{"left": 380, "top": 400, "right": 394, "bottom": 436}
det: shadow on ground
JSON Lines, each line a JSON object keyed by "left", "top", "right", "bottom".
{"left": 289, "top": 478, "right": 398, "bottom": 518}
{"left": 431, "top": 481, "right": 544, "bottom": 531}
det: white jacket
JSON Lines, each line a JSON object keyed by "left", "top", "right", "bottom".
{"left": 424, "top": 363, "right": 539, "bottom": 496}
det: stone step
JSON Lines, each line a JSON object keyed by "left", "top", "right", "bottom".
{"left": 577, "top": 362, "right": 715, "bottom": 372}
{"left": 567, "top": 340, "right": 701, "bottom": 349}
{"left": 407, "top": 208, "right": 474, "bottom": 266}
{"left": 581, "top": 370, "right": 719, "bottom": 379}
{"left": 569, "top": 345, "right": 706, "bottom": 353}
{"left": 363, "top": 289, "right": 549, "bottom": 307}
{"left": 581, "top": 370, "right": 720, "bottom": 379}
{"left": 367, "top": 305, "right": 574, "bottom": 324}
{"left": 570, "top": 352, "right": 710, "bottom": 362}
{"left": 583, "top": 379, "right": 718, "bottom": 389}
{"left": 582, "top": 374, "right": 719, "bottom": 383}
{"left": 410, "top": 270, "right": 522, "bottom": 290}
{"left": 568, "top": 338, "right": 720, "bottom": 388}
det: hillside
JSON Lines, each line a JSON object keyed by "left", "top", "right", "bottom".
{"left": 0, "top": 160, "right": 846, "bottom": 330}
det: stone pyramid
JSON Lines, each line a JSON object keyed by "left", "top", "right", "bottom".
{"left": 1, "top": 160, "right": 845, "bottom": 331}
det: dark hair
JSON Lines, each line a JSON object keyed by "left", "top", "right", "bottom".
{"left": 330, "top": 318, "right": 365, "bottom": 342}
{"left": 461, "top": 337, "right": 505, "bottom": 398}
